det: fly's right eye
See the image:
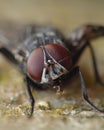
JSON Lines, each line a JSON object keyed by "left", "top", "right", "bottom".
{"left": 27, "top": 47, "right": 44, "bottom": 82}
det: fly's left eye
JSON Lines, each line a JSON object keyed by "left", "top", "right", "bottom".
{"left": 27, "top": 43, "right": 72, "bottom": 82}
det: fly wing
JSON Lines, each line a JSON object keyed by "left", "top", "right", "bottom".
{"left": 0, "top": 23, "right": 43, "bottom": 53}
{"left": 0, "top": 22, "right": 36, "bottom": 74}
{"left": 0, "top": 22, "right": 66, "bottom": 60}
{"left": 0, "top": 22, "right": 36, "bottom": 61}
{"left": 0, "top": 22, "right": 26, "bottom": 50}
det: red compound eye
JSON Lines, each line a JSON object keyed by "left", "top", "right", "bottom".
{"left": 27, "top": 43, "right": 72, "bottom": 82}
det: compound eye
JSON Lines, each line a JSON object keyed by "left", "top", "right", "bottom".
{"left": 27, "top": 47, "right": 44, "bottom": 82}
{"left": 27, "top": 43, "right": 72, "bottom": 82}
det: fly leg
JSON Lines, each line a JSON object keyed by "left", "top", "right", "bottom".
{"left": 0, "top": 47, "right": 19, "bottom": 65}
{"left": 68, "top": 25, "right": 104, "bottom": 86}
{"left": 88, "top": 42, "right": 104, "bottom": 86}
{"left": 0, "top": 46, "right": 27, "bottom": 73}
{"left": 0, "top": 46, "right": 36, "bottom": 117}
{"left": 25, "top": 76, "right": 35, "bottom": 117}
{"left": 67, "top": 66, "right": 104, "bottom": 113}
{"left": 68, "top": 24, "right": 104, "bottom": 64}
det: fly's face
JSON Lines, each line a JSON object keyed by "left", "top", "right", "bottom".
{"left": 27, "top": 43, "right": 72, "bottom": 91}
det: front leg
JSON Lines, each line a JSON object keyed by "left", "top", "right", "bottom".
{"left": 66, "top": 66, "right": 104, "bottom": 113}
{"left": 0, "top": 46, "right": 35, "bottom": 117}
{"left": 25, "top": 76, "right": 35, "bottom": 117}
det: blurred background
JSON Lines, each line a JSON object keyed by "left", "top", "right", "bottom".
{"left": 0, "top": 0, "right": 104, "bottom": 130}
{"left": 0, "top": 0, "right": 104, "bottom": 28}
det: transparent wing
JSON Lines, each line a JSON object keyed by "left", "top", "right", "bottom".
{"left": 0, "top": 22, "right": 27, "bottom": 50}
